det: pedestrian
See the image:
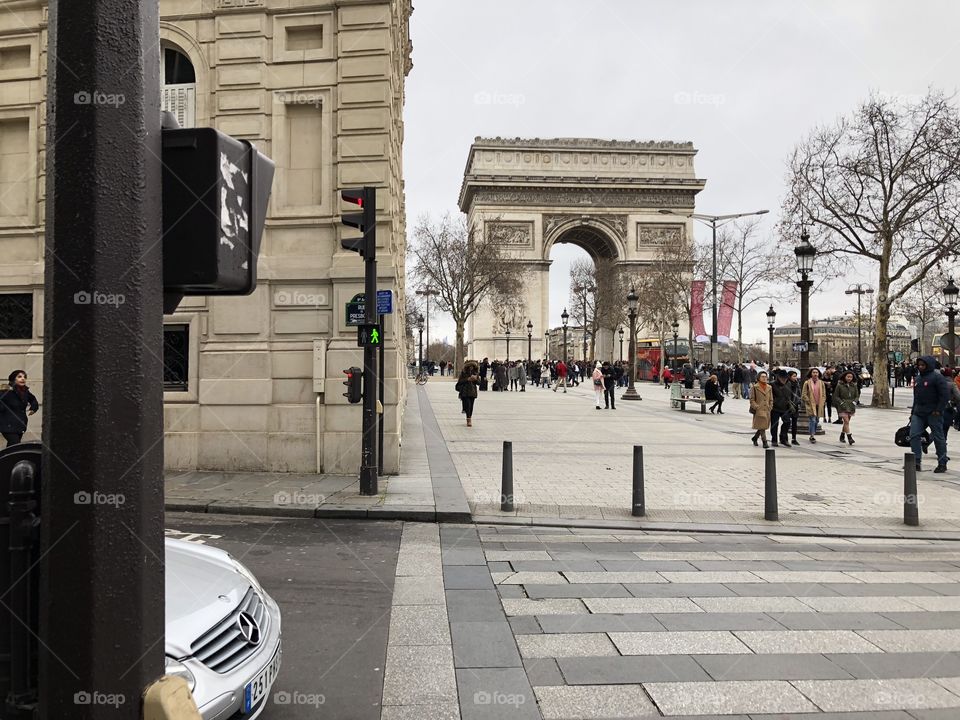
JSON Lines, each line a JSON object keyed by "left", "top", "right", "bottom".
{"left": 554, "top": 359, "right": 568, "bottom": 393}
{"left": 705, "top": 373, "right": 723, "bottom": 414}
{"left": 495, "top": 360, "right": 508, "bottom": 392}
{"left": 732, "top": 364, "right": 744, "bottom": 399}
{"left": 682, "top": 363, "right": 694, "bottom": 389}
{"left": 787, "top": 370, "right": 801, "bottom": 445}
{"left": 662, "top": 365, "right": 673, "bottom": 388}
{"left": 456, "top": 361, "right": 480, "bottom": 427}
{"left": 801, "top": 367, "right": 826, "bottom": 443}
{"left": 518, "top": 360, "right": 527, "bottom": 392}
{"left": 834, "top": 369, "right": 860, "bottom": 446}
{"left": 509, "top": 361, "right": 519, "bottom": 391}
{"left": 479, "top": 358, "right": 490, "bottom": 391}
{"left": 941, "top": 368, "right": 960, "bottom": 441}
{"left": 0, "top": 370, "right": 39, "bottom": 447}
{"left": 749, "top": 371, "right": 773, "bottom": 448}
{"left": 910, "top": 356, "right": 950, "bottom": 473}
{"left": 541, "top": 361, "right": 552, "bottom": 389}
{"left": 770, "top": 369, "right": 794, "bottom": 447}
{"left": 603, "top": 361, "right": 617, "bottom": 409}
{"left": 591, "top": 361, "right": 604, "bottom": 409}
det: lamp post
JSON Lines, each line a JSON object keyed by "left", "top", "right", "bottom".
{"left": 623, "top": 288, "right": 642, "bottom": 400}
{"left": 659, "top": 208, "right": 769, "bottom": 365}
{"left": 545, "top": 330, "right": 550, "bottom": 359}
{"left": 527, "top": 320, "right": 533, "bottom": 365}
{"left": 844, "top": 284, "right": 874, "bottom": 364}
{"left": 944, "top": 278, "right": 959, "bottom": 367}
{"left": 766, "top": 305, "right": 776, "bottom": 366}
{"left": 618, "top": 326, "right": 624, "bottom": 361}
{"left": 561, "top": 308, "right": 569, "bottom": 363}
{"left": 505, "top": 326, "right": 511, "bottom": 362}
{"left": 416, "top": 313, "right": 424, "bottom": 370}
{"left": 794, "top": 231, "right": 816, "bottom": 375}
{"left": 416, "top": 286, "right": 437, "bottom": 360}
{"left": 573, "top": 283, "right": 595, "bottom": 362}
{"left": 672, "top": 319, "right": 680, "bottom": 371}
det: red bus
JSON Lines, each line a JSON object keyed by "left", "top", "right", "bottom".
{"left": 635, "top": 338, "right": 693, "bottom": 380}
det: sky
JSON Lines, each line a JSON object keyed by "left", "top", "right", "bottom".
{"left": 402, "top": 0, "right": 960, "bottom": 347}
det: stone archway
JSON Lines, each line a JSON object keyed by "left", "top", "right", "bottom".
{"left": 458, "top": 137, "right": 706, "bottom": 361}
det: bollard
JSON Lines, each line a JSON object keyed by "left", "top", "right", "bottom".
{"left": 764, "top": 447, "right": 779, "bottom": 521}
{"left": 501, "top": 441, "right": 514, "bottom": 512}
{"left": 632, "top": 445, "right": 645, "bottom": 517}
{"left": 903, "top": 452, "right": 919, "bottom": 526}
{"left": 8, "top": 459, "right": 38, "bottom": 712}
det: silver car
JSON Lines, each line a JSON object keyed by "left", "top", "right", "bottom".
{"left": 163, "top": 538, "right": 282, "bottom": 719}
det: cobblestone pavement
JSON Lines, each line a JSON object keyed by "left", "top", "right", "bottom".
{"left": 423, "top": 380, "right": 960, "bottom": 530}
{"left": 386, "top": 523, "right": 960, "bottom": 719}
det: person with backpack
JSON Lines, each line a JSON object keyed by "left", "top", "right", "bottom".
{"left": 456, "top": 361, "right": 480, "bottom": 427}
{"left": 910, "top": 356, "right": 950, "bottom": 473}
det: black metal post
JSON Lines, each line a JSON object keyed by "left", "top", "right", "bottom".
{"left": 619, "top": 335, "right": 623, "bottom": 362}
{"left": 632, "top": 445, "right": 645, "bottom": 517}
{"left": 8, "top": 459, "right": 38, "bottom": 714}
{"left": 506, "top": 330, "right": 510, "bottom": 362}
{"left": 527, "top": 330, "right": 532, "bottom": 365}
{"left": 768, "top": 326, "right": 774, "bottom": 366}
{"left": 764, "top": 448, "right": 779, "bottom": 521}
{"left": 562, "top": 326, "right": 568, "bottom": 363}
{"left": 856, "top": 292, "right": 863, "bottom": 364}
{"left": 623, "top": 310, "right": 641, "bottom": 400}
{"left": 418, "top": 327, "right": 423, "bottom": 369}
{"left": 673, "top": 333, "right": 679, "bottom": 371}
{"left": 710, "top": 219, "right": 718, "bottom": 366}
{"left": 500, "top": 441, "right": 514, "bottom": 512}
{"left": 378, "top": 312, "right": 385, "bottom": 476}
{"left": 43, "top": 0, "right": 165, "bottom": 713}
{"left": 948, "top": 308, "right": 957, "bottom": 369}
{"left": 904, "top": 453, "right": 919, "bottom": 526}
{"left": 360, "top": 191, "right": 379, "bottom": 495}
{"left": 798, "top": 273, "right": 812, "bottom": 374}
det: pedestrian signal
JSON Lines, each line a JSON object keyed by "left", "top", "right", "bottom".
{"left": 357, "top": 324, "right": 382, "bottom": 347}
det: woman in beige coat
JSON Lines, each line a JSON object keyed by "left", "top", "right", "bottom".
{"left": 801, "top": 367, "right": 826, "bottom": 443}
{"left": 750, "top": 371, "right": 774, "bottom": 448}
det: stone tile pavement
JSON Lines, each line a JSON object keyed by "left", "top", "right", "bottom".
{"left": 381, "top": 522, "right": 960, "bottom": 718}
{"left": 421, "top": 380, "right": 960, "bottom": 532}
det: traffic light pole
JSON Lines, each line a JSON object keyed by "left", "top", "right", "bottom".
{"left": 360, "top": 189, "right": 378, "bottom": 495}
{"left": 378, "top": 312, "right": 385, "bottom": 476}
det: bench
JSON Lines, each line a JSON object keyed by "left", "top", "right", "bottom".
{"left": 670, "top": 383, "right": 707, "bottom": 414}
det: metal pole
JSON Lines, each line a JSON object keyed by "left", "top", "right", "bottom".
{"left": 903, "top": 453, "right": 919, "bottom": 526}
{"left": 711, "top": 219, "right": 718, "bottom": 366}
{"left": 378, "top": 312, "right": 385, "bottom": 476}
{"left": 418, "top": 327, "right": 423, "bottom": 368}
{"left": 623, "top": 311, "right": 641, "bottom": 400}
{"left": 632, "top": 445, "right": 645, "bottom": 517}
{"left": 764, "top": 448, "right": 779, "bottom": 521}
{"left": 8, "top": 459, "right": 37, "bottom": 713}
{"left": 949, "top": 309, "right": 957, "bottom": 368}
{"left": 799, "top": 275, "right": 811, "bottom": 374}
{"left": 527, "top": 332, "right": 532, "bottom": 365}
{"left": 501, "top": 441, "right": 514, "bottom": 512}
{"left": 563, "top": 326, "right": 568, "bottom": 363}
{"left": 360, "top": 188, "right": 378, "bottom": 495}
{"left": 43, "top": 0, "right": 165, "bottom": 712}
{"left": 768, "top": 326, "right": 774, "bottom": 366}
{"left": 619, "top": 336, "right": 623, "bottom": 362}
{"left": 857, "top": 293, "right": 863, "bottom": 364}
{"left": 506, "top": 332, "right": 510, "bottom": 362}
{"left": 674, "top": 334, "right": 678, "bottom": 371}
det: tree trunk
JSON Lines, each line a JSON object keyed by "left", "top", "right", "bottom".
{"left": 455, "top": 321, "right": 466, "bottom": 373}
{"left": 736, "top": 303, "right": 744, "bottom": 363}
{"left": 871, "top": 247, "right": 892, "bottom": 408}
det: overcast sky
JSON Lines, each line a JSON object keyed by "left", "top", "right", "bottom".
{"left": 402, "top": 0, "right": 960, "bottom": 348}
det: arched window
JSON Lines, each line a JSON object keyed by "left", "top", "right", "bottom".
{"left": 161, "top": 46, "right": 196, "bottom": 128}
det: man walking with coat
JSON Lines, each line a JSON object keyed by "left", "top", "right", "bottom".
{"left": 911, "top": 355, "right": 951, "bottom": 473}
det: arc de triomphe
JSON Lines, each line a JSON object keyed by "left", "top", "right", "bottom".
{"left": 458, "top": 137, "right": 706, "bottom": 362}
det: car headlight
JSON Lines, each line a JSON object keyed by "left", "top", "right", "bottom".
{"left": 165, "top": 657, "right": 196, "bottom": 692}
{"left": 229, "top": 555, "right": 263, "bottom": 593}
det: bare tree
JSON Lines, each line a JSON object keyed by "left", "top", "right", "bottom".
{"left": 897, "top": 268, "right": 946, "bottom": 356}
{"left": 567, "top": 257, "right": 627, "bottom": 360}
{"left": 783, "top": 90, "right": 960, "bottom": 407}
{"left": 408, "top": 213, "right": 525, "bottom": 370}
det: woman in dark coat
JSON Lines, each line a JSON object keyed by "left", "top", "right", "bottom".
{"left": 0, "top": 369, "right": 39, "bottom": 446}
{"left": 705, "top": 374, "right": 723, "bottom": 414}
{"left": 457, "top": 361, "right": 480, "bottom": 427}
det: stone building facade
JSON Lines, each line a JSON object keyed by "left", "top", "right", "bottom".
{"left": 0, "top": 0, "right": 413, "bottom": 474}
{"left": 774, "top": 320, "right": 911, "bottom": 366}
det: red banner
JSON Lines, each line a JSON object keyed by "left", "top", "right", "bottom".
{"left": 691, "top": 280, "right": 707, "bottom": 341}
{"left": 717, "top": 281, "right": 737, "bottom": 343}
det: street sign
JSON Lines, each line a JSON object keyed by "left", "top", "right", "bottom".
{"left": 345, "top": 290, "right": 393, "bottom": 326}
{"left": 939, "top": 332, "right": 958, "bottom": 352}
{"left": 357, "top": 324, "right": 382, "bottom": 347}
{"left": 791, "top": 341, "right": 808, "bottom": 353}
{"left": 895, "top": 351, "right": 903, "bottom": 362}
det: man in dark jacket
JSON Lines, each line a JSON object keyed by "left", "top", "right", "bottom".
{"left": 602, "top": 362, "right": 617, "bottom": 409}
{"left": 0, "top": 369, "right": 39, "bottom": 446}
{"left": 770, "top": 369, "right": 795, "bottom": 447}
{"left": 682, "top": 363, "right": 694, "bottom": 390}
{"left": 911, "top": 355, "right": 950, "bottom": 473}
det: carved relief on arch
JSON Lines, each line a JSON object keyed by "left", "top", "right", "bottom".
{"left": 486, "top": 221, "right": 533, "bottom": 247}
{"left": 637, "top": 223, "right": 685, "bottom": 248}
{"left": 543, "top": 214, "right": 627, "bottom": 244}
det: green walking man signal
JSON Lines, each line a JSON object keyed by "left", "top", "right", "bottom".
{"left": 358, "top": 324, "right": 382, "bottom": 347}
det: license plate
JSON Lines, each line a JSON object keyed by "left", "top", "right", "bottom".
{"left": 243, "top": 644, "right": 282, "bottom": 713}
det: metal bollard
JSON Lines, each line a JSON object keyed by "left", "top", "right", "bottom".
{"left": 764, "top": 448, "right": 779, "bottom": 521}
{"left": 632, "top": 445, "right": 645, "bottom": 517}
{"left": 903, "top": 452, "right": 919, "bottom": 526}
{"left": 501, "top": 441, "right": 514, "bottom": 512}
{"left": 8, "top": 459, "right": 38, "bottom": 713}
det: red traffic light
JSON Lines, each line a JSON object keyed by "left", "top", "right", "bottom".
{"left": 341, "top": 189, "right": 364, "bottom": 207}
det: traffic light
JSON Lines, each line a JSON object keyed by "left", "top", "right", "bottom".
{"left": 161, "top": 125, "right": 275, "bottom": 312}
{"left": 343, "top": 367, "right": 362, "bottom": 403}
{"left": 340, "top": 187, "right": 376, "bottom": 257}
{"left": 357, "top": 324, "right": 382, "bottom": 347}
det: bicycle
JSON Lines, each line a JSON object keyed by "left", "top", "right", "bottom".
{"left": 415, "top": 370, "right": 429, "bottom": 385}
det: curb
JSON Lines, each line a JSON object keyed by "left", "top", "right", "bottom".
{"left": 166, "top": 500, "right": 472, "bottom": 524}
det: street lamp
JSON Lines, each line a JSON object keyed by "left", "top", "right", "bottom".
{"left": 794, "top": 231, "right": 816, "bottom": 375}
{"left": 672, "top": 319, "right": 680, "bottom": 371}
{"left": 618, "top": 326, "right": 624, "bottom": 361}
{"left": 505, "top": 326, "right": 511, "bottom": 362}
{"left": 660, "top": 208, "right": 769, "bottom": 366}
{"left": 623, "top": 288, "right": 642, "bottom": 400}
{"left": 844, "top": 284, "right": 874, "bottom": 364}
{"left": 944, "top": 278, "right": 959, "bottom": 367}
{"left": 561, "top": 308, "right": 569, "bottom": 363}
{"left": 573, "top": 283, "right": 595, "bottom": 362}
{"left": 416, "top": 286, "right": 437, "bottom": 360}
{"left": 766, "top": 305, "right": 776, "bottom": 366}
{"left": 527, "top": 320, "right": 533, "bottom": 365}
{"left": 545, "top": 330, "right": 550, "bottom": 358}
{"left": 416, "top": 313, "right": 425, "bottom": 369}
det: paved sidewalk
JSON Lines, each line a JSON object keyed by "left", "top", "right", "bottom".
{"left": 422, "top": 380, "right": 960, "bottom": 534}
{"left": 384, "top": 522, "right": 960, "bottom": 719}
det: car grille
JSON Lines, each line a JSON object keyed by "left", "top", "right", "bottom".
{"left": 191, "top": 588, "right": 268, "bottom": 673}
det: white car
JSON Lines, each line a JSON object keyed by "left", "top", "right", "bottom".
{"left": 164, "top": 538, "right": 282, "bottom": 719}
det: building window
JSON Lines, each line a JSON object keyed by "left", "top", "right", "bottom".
{"left": 0, "top": 293, "right": 32, "bottom": 339}
{"left": 163, "top": 324, "right": 189, "bottom": 391}
{"left": 161, "top": 47, "right": 196, "bottom": 128}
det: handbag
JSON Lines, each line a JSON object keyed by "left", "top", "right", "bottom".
{"left": 593, "top": 378, "right": 602, "bottom": 387}
{"left": 896, "top": 423, "right": 930, "bottom": 449}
